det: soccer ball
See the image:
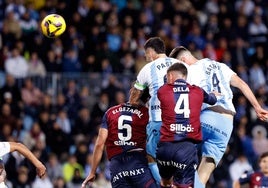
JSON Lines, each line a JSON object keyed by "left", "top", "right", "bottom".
{"left": 41, "top": 14, "right": 66, "bottom": 38}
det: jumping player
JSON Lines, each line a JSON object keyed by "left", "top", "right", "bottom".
{"left": 169, "top": 46, "right": 268, "bottom": 187}
{"left": 156, "top": 63, "right": 217, "bottom": 187}
{"left": 0, "top": 142, "right": 46, "bottom": 187}
{"left": 129, "top": 37, "right": 179, "bottom": 183}
{"left": 81, "top": 96, "right": 158, "bottom": 188}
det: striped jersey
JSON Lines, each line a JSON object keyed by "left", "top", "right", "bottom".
{"left": 157, "top": 79, "right": 217, "bottom": 142}
{"left": 186, "top": 58, "right": 236, "bottom": 113}
{"left": 134, "top": 57, "right": 179, "bottom": 121}
{"left": 101, "top": 103, "right": 149, "bottom": 160}
{"left": 239, "top": 171, "right": 268, "bottom": 188}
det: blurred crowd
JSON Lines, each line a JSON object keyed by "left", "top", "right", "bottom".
{"left": 0, "top": 0, "right": 268, "bottom": 187}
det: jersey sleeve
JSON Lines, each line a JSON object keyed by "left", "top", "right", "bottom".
{"left": 219, "top": 63, "right": 236, "bottom": 83}
{"left": 0, "top": 142, "right": 11, "bottom": 157}
{"left": 134, "top": 64, "right": 149, "bottom": 90}
{"left": 101, "top": 112, "right": 109, "bottom": 130}
{"left": 202, "top": 89, "right": 217, "bottom": 105}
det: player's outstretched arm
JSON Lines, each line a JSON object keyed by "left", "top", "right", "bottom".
{"left": 82, "top": 128, "right": 108, "bottom": 188}
{"left": 9, "top": 142, "right": 46, "bottom": 178}
{"left": 230, "top": 74, "right": 268, "bottom": 121}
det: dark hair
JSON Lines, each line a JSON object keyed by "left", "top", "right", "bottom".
{"left": 167, "top": 63, "right": 188, "bottom": 77}
{"left": 144, "top": 37, "right": 165, "bottom": 54}
{"left": 140, "top": 87, "right": 150, "bottom": 104}
{"left": 259, "top": 151, "right": 268, "bottom": 163}
{"left": 169, "top": 46, "right": 188, "bottom": 59}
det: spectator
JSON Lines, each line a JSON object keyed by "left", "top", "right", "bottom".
{"left": 55, "top": 109, "right": 72, "bottom": 135}
{"left": 27, "top": 51, "right": 46, "bottom": 77}
{"left": 248, "top": 14, "right": 268, "bottom": 47}
{"left": 53, "top": 176, "right": 67, "bottom": 188}
{"left": 0, "top": 74, "right": 22, "bottom": 106}
{"left": 62, "top": 154, "right": 84, "bottom": 183}
{"left": 229, "top": 154, "right": 253, "bottom": 182}
{"left": 62, "top": 79, "right": 81, "bottom": 121}
{"left": 23, "top": 122, "right": 46, "bottom": 150}
{"left": 4, "top": 47, "right": 28, "bottom": 79}
{"left": 47, "top": 121, "right": 70, "bottom": 157}
{"left": 12, "top": 166, "right": 31, "bottom": 187}
{"left": 249, "top": 62, "right": 266, "bottom": 92}
{"left": 21, "top": 78, "right": 44, "bottom": 119}
{"left": 91, "top": 92, "right": 109, "bottom": 125}
{"left": 62, "top": 48, "right": 82, "bottom": 73}
{"left": 45, "top": 153, "right": 63, "bottom": 183}
{"left": 0, "top": 103, "right": 17, "bottom": 132}
{"left": 72, "top": 107, "right": 97, "bottom": 138}
{"left": 252, "top": 125, "right": 268, "bottom": 157}
{"left": 2, "top": 11, "right": 22, "bottom": 40}
{"left": 44, "top": 50, "right": 62, "bottom": 73}
{"left": 31, "top": 173, "right": 53, "bottom": 188}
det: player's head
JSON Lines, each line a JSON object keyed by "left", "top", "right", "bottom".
{"left": 144, "top": 37, "right": 165, "bottom": 62}
{"left": 166, "top": 63, "right": 188, "bottom": 84}
{"left": 259, "top": 151, "right": 268, "bottom": 174}
{"left": 169, "top": 46, "right": 195, "bottom": 65}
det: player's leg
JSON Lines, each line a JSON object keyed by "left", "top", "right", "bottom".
{"left": 125, "top": 152, "right": 158, "bottom": 188}
{"left": 197, "top": 157, "right": 215, "bottom": 185}
{"left": 172, "top": 142, "right": 197, "bottom": 188}
{"left": 196, "top": 110, "right": 233, "bottom": 186}
{"left": 146, "top": 121, "right": 162, "bottom": 184}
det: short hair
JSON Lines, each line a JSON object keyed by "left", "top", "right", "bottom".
{"left": 169, "top": 46, "right": 189, "bottom": 59}
{"left": 259, "top": 151, "right": 268, "bottom": 163}
{"left": 144, "top": 37, "right": 165, "bottom": 54}
{"left": 167, "top": 63, "right": 188, "bottom": 77}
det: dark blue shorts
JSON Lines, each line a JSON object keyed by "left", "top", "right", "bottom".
{"left": 110, "top": 151, "right": 158, "bottom": 188}
{"left": 156, "top": 141, "right": 198, "bottom": 187}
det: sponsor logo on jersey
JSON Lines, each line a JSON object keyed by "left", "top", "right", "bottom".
{"left": 170, "top": 124, "right": 194, "bottom": 133}
{"left": 157, "top": 159, "right": 187, "bottom": 169}
{"left": 114, "top": 140, "right": 137, "bottom": 146}
{"left": 112, "top": 168, "right": 145, "bottom": 183}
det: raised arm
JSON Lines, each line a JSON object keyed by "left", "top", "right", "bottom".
{"left": 9, "top": 142, "right": 46, "bottom": 178}
{"left": 230, "top": 74, "right": 268, "bottom": 121}
{"left": 82, "top": 128, "right": 108, "bottom": 188}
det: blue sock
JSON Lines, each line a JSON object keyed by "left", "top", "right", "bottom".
{"left": 148, "top": 162, "right": 161, "bottom": 185}
{"left": 194, "top": 171, "right": 205, "bottom": 188}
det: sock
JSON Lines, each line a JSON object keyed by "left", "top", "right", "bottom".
{"left": 148, "top": 162, "right": 161, "bottom": 185}
{"left": 194, "top": 171, "right": 205, "bottom": 188}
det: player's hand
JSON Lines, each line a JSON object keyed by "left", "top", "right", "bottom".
{"left": 211, "top": 90, "right": 222, "bottom": 97}
{"left": 255, "top": 107, "right": 268, "bottom": 122}
{"left": 81, "top": 174, "right": 96, "bottom": 188}
{"left": 36, "top": 163, "right": 46, "bottom": 178}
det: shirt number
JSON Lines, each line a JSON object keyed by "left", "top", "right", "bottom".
{"left": 212, "top": 73, "right": 221, "bottom": 93}
{"left": 174, "top": 93, "right": 190, "bottom": 118}
{"left": 118, "top": 115, "right": 132, "bottom": 141}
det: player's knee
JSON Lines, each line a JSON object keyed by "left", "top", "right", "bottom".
{"left": 147, "top": 154, "right": 156, "bottom": 163}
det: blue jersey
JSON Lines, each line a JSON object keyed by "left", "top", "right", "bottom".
{"left": 239, "top": 171, "right": 268, "bottom": 188}
{"left": 187, "top": 58, "right": 236, "bottom": 113}
{"left": 134, "top": 57, "right": 179, "bottom": 121}
{"left": 157, "top": 79, "right": 217, "bottom": 143}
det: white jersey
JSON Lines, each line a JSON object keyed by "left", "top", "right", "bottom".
{"left": 187, "top": 58, "right": 236, "bottom": 113}
{"left": 0, "top": 142, "right": 10, "bottom": 157}
{"left": 134, "top": 57, "right": 179, "bottom": 121}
